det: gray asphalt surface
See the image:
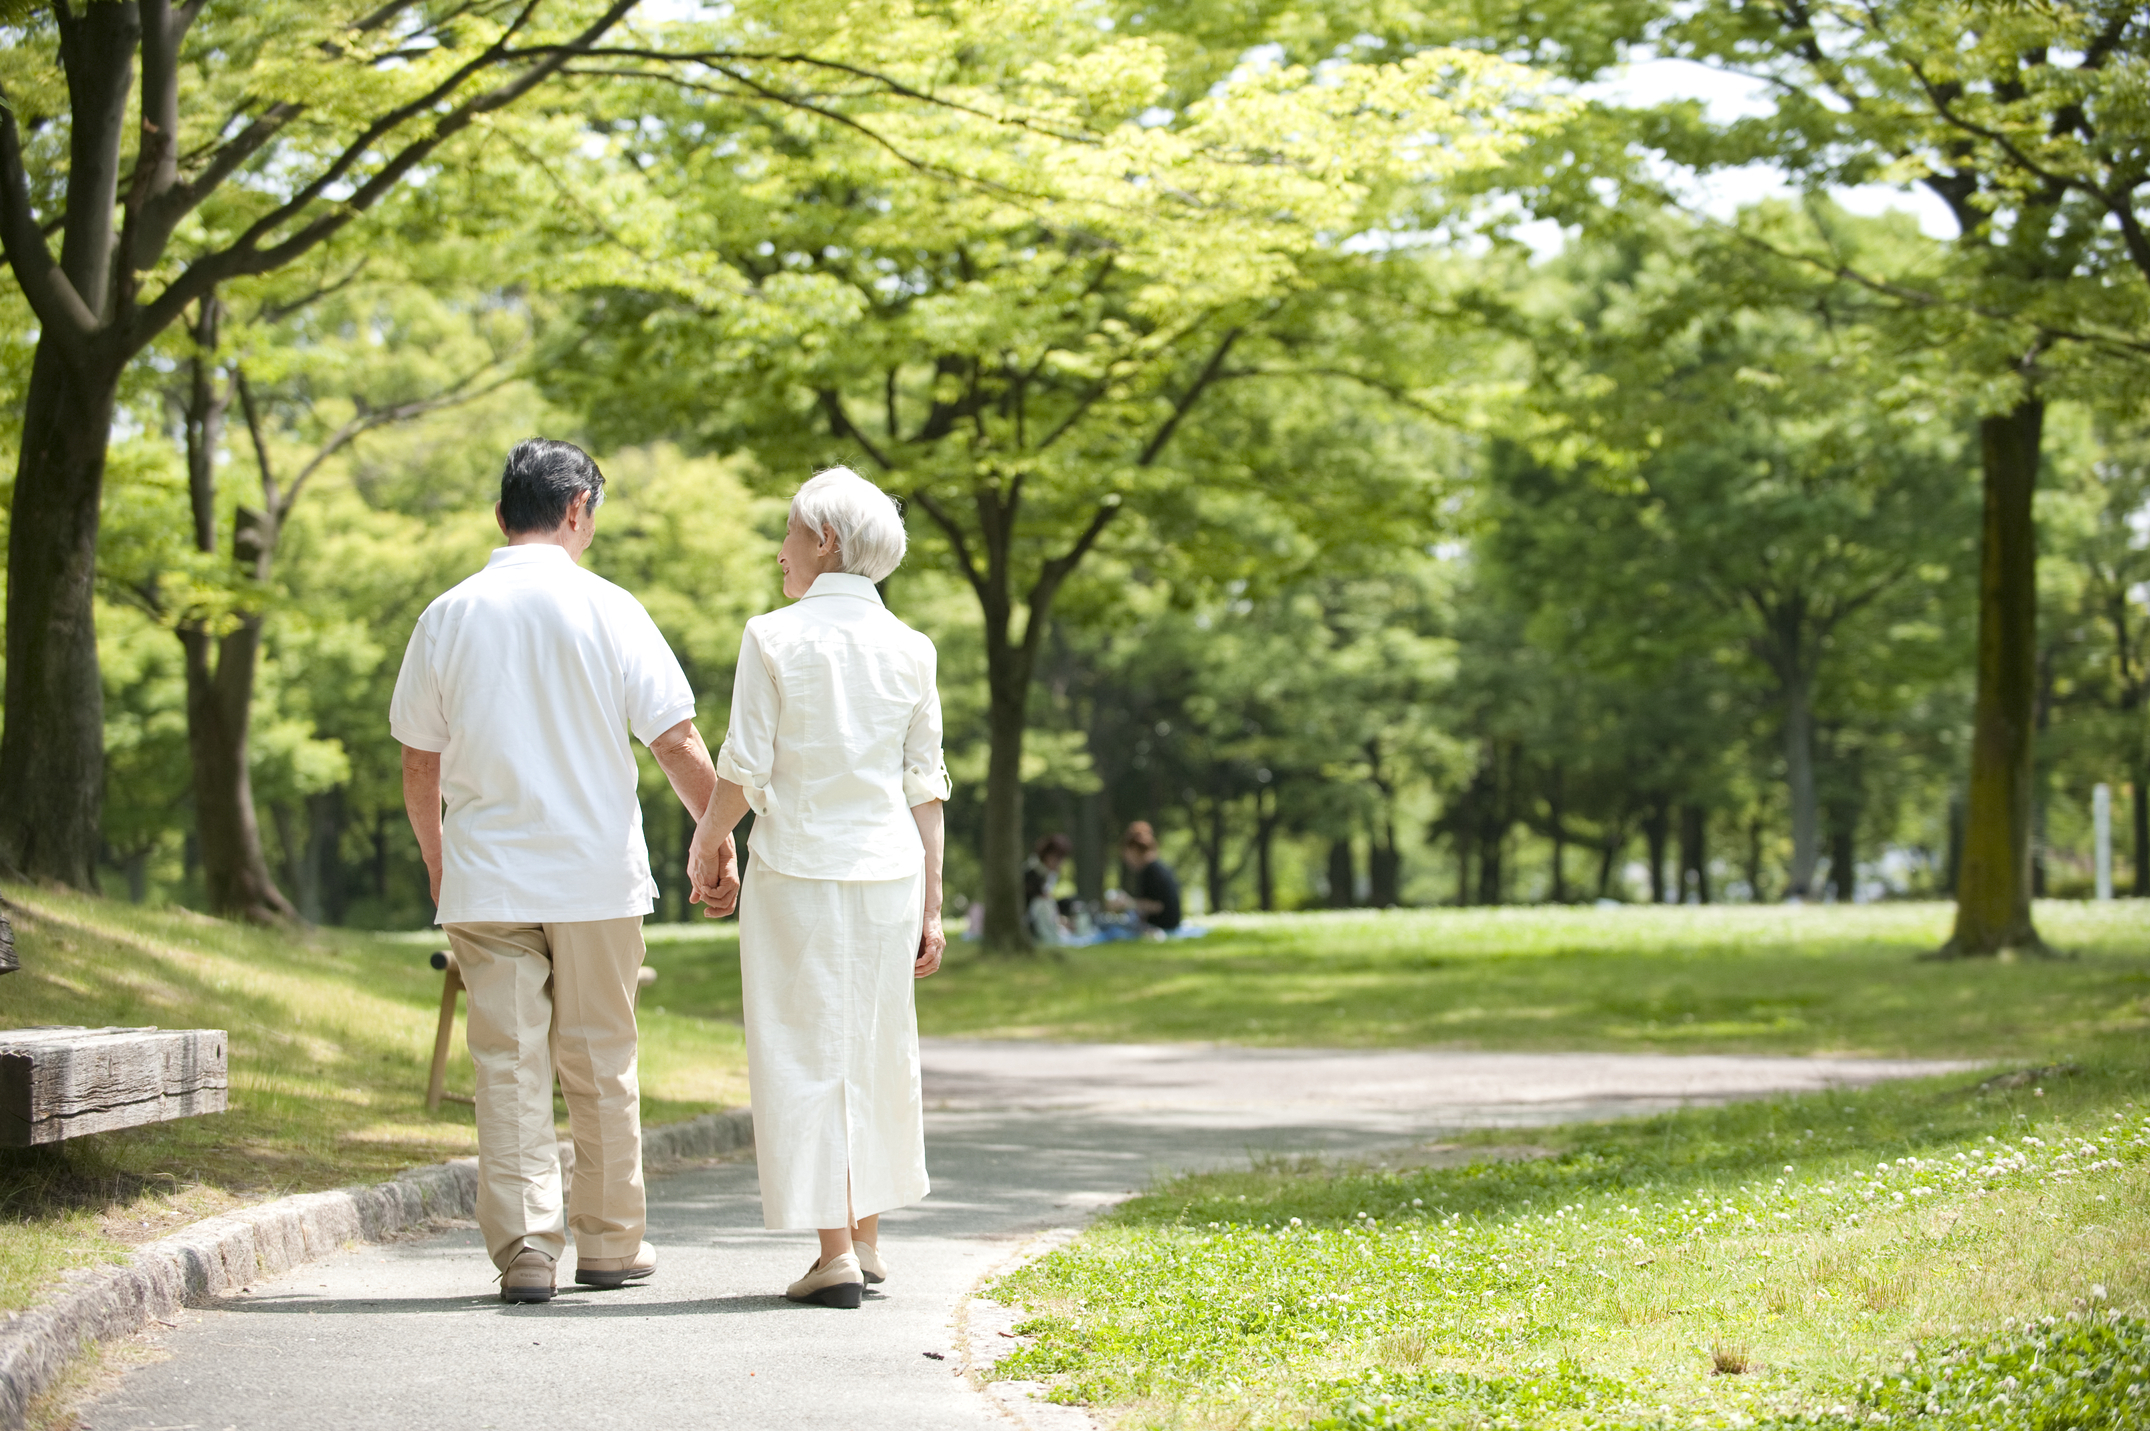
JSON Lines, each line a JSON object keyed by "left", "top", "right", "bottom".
{"left": 81, "top": 1042, "right": 1978, "bottom": 1431}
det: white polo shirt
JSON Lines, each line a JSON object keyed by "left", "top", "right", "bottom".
{"left": 389, "top": 544, "right": 698, "bottom": 925}
{"left": 715, "top": 572, "right": 952, "bottom": 881}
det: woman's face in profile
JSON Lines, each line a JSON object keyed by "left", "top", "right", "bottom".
{"left": 778, "top": 517, "right": 837, "bottom": 599}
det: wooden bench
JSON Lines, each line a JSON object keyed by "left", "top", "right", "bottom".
{"left": 1, "top": 1026, "right": 229, "bottom": 1146}
{"left": 425, "top": 952, "right": 656, "bottom": 1111}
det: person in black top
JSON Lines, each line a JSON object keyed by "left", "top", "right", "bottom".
{"left": 1115, "top": 820, "right": 1182, "bottom": 933}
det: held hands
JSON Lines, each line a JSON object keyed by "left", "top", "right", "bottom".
{"left": 915, "top": 912, "right": 945, "bottom": 978}
{"left": 687, "top": 823, "right": 741, "bottom": 918}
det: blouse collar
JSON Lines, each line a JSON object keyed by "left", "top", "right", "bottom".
{"left": 803, "top": 572, "right": 884, "bottom": 605}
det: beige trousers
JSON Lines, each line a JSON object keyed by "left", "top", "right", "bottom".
{"left": 443, "top": 918, "right": 647, "bottom": 1270}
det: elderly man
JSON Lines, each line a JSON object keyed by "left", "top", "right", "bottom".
{"left": 392, "top": 438, "right": 736, "bottom": 1304}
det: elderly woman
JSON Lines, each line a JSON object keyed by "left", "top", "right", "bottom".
{"left": 687, "top": 467, "right": 949, "bottom": 1309}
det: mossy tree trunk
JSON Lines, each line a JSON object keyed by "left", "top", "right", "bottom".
{"left": 1944, "top": 399, "right": 2046, "bottom": 956}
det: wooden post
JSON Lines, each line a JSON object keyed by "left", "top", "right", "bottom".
{"left": 426, "top": 950, "right": 461, "bottom": 1113}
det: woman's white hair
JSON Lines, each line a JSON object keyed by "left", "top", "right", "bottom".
{"left": 790, "top": 466, "right": 908, "bottom": 583}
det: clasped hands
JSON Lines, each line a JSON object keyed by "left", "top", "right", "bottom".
{"left": 687, "top": 817, "right": 741, "bottom": 917}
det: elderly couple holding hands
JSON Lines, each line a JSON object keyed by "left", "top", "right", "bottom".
{"left": 391, "top": 439, "right": 949, "bottom": 1308}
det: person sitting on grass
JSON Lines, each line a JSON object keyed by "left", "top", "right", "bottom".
{"left": 1024, "top": 833, "right": 1074, "bottom": 946}
{"left": 1106, "top": 821, "right": 1182, "bottom": 936}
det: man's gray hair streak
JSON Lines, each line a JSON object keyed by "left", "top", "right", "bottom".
{"left": 790, "top": 466, "right": 908, "bottom": 583}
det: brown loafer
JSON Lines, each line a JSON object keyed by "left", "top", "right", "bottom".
{"left": 575, "top": 1241, "right": 657, "bottom": 1289}
{"left": 499, "top": 1246, "right": 556, "bottom": 1304}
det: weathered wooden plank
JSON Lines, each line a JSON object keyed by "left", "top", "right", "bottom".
{"left": 0, "top": 1026, "right": 229, "bottom": 1146}
{"left": 0, "top": 906, "right": 16, "bottom": 975}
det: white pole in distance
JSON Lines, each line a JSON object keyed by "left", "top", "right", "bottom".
{"left": 2093, "top": 783, "right": 2113, "bottom": 902}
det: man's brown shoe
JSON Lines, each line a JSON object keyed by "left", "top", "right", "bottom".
{"left": 785, "top": 1251, "right": 864, "bottom": 1308}
{"left": 575, "top": 1241, "right": 657, "bottom": 1289}
{"left": 499, "top": 1246, "right": 556, "bottom": 1304}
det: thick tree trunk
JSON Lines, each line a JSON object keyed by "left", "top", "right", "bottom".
{"left": 1328, "top": 837, "right": 1355, "bottom": 909}
{"left": 1596, "top": 831, "right": 1621, "bottom": 900}
{"left": 980, "top": 646, "right": 1031, "bottom": 950}
{"left": 1946, "top": 400, "right": 2045, "bottom": 955}
{"left": 0, "top": 344, "right": 119, "bottom": 888}
{"left": 1782, "top": 666, "right": 1819, "bottom": 898}
{"left": 181, "top": 620, "right": 296, "bottom": 923}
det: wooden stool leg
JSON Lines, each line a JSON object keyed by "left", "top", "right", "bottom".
{"left": 427, "top": 964, "right": 462, "bottom": 1113}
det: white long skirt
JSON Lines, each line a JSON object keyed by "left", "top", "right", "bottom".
{"left": 738, "top": 860, "right": 929, "bottom": 1230}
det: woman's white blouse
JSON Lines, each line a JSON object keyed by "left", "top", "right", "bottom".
{"left": 715, "top": 572, "right": 952, "bottom": 881}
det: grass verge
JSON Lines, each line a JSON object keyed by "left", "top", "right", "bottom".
{"left": 0, "top": 884, "right": 747, "bottom": 1312}
{"left": 985, "top": 1056, "right": 2150, "bottom": 1429}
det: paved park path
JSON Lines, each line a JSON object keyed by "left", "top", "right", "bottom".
{"left": 80, "top": 1043, "right": 1976, "bottom": 1431}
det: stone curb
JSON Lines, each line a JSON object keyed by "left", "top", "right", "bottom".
{"left": 959, "top": 1227, "right": 1104, "bottom": 1431}
{"left": 0, "top": 1106, "right": 752, "bottom": 1430}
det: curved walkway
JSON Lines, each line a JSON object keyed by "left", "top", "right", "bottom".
{"left": 79, "top": 1043, "right": 1976, "bottom": 1430}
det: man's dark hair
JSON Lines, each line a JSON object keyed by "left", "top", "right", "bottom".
{"left": 498, "top": 438, "right": 605, "bottom": 534}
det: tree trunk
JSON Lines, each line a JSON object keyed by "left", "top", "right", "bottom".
{"left": 1829, "top": 814, "right": 1856, "bottom": 902}
{"left": 1328, "top": 836, "right": 1355, "bottom": 909}
{"left": 0, "top": 344, "right": 120, "bottom": 888}
{"left": 1944, "top": 792, "right": 1965, "bottom": 895}
{"left": 1370, "top": 815, "right": 1400, "bottom": 908}
{"left": 1745, "top": 813, "right": 1768, "bottom": 903}
{"left": 1782, "top": 664, "right": 1819, "bottom": 898}
{"left": 1076, "top": 789, "right": 1104, "bottom": 904}
{"left": 1680, "top": 804, "right": 1709, "bottom": 904}
{"left": 1548, "top": 764, "right": 1567, "bottom": 904}
{"left": 2133, "top": 767, "right": 2148, "bottom": 898}
{"left": 1642, "top": 802, "right": 1671, "bottom": 903}
{"left": 1596, "top": 830, "right": 1622, "bottom": 900}
{"left": 180, "top": 619, "right": 296, "bottom": 923}
{"left": 1206, "top": 796, "right": 1227, "bottom": 915}
{"left": 307, "top": 789, "right": 347, "bottom": 925}
{"left": 1254, "top": 788, "right": 1276, "bottom": 912}
{"left": 980, "top": 645, "right": 1032, "bottom": 950}
{"left": 1946, "top": 399, "right": 2045, "bottom": 955}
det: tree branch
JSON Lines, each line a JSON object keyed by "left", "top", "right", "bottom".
{"left": 0, "top": 81, "right": 99, "bottom": 363}
{"left": 1137, "top": 328, "right": 1241, "bottom": 467}
{"left": 817, "top": 388, "right": 895, "bottom": 471}
{"left": 1020, "top": 497, "right": 1121, "bottom": 656}
{"left": 910, "top": 487, "right": 985, "bottom": 595}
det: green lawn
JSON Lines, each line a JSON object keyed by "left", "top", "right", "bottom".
{"left": 652, "top": 900, "right": 2150, "bottom": 1060}
{"left": 988, "top": 1057, "right": 2150, "bottom": 1430}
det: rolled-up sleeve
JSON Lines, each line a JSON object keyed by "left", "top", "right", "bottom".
{"left": 714, "top": 619, "right": 779, "bottom": 816}
{"left": 901, "top": 640, "right": 953, "bottom": 807}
